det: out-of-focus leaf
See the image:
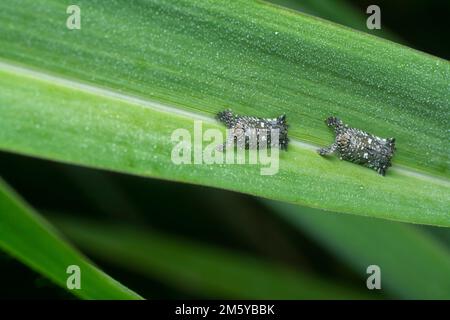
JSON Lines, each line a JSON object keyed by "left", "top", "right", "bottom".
{"left": 51, "top": 216, "right": 371, "bottom": 299}
{"left": 0, "top": 178, "right": 142, "bottom": 300}
{"left": 268, "top": 201, "right": 450, "bottom": 299}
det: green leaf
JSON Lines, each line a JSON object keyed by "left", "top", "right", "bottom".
{"left": 0, "top": 178, "right": 143, "bottom": 300}
{"left": 271, "top": 0, "right": 401, "bottom": 42}
{"left": 50, "top": 216, "right": 370, "bottom": 299}
{"left": 0, "top": 0, "right": 448, "bottom": 226}
{"left": 268, "top": 201, "right": 450, "bottom": 299}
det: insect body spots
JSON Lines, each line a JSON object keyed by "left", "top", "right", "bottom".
{"left": 318, "top": 117, "right": 396, "bottom": 175}
{"left": 216, "top": 109, "right": 289, "bottom": 151}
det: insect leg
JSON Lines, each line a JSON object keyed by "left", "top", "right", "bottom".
{"left": 377, "top": 167, "right": 386, "bottom": 176}
{"left": 216, "top": 132, "right": 234, "bottom": 151}
{"left": 318, "top": 143, "right": 337, "bottom": 156}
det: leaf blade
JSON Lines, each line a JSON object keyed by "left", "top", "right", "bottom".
{"left": 0, "top": 62, "right": 448, "bottom": 226}
{"left": 50, "top": 216, "right": 370, "bottom": 299}
{"left": 0, "top": 0, "right": 448, "bottom": 175}
{"left": 0, "top": 178, "right": 143, "bottom": 300}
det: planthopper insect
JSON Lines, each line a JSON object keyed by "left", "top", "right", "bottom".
{"left": 216, "top": 109, "right": 289, "bottom": 151}
{"left": 318, "top": 117, "right": 396, "bottom": 176}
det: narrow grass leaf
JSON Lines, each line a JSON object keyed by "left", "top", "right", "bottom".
{"left": 51, "top": 216, "right": 371, "bottom": 299}
{"left": 0, "top": 178, "right": 143, "bottom": 300}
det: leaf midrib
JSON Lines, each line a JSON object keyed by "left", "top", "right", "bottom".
{"left": 1, "top": 58, "right": 448, "bottom": 187}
